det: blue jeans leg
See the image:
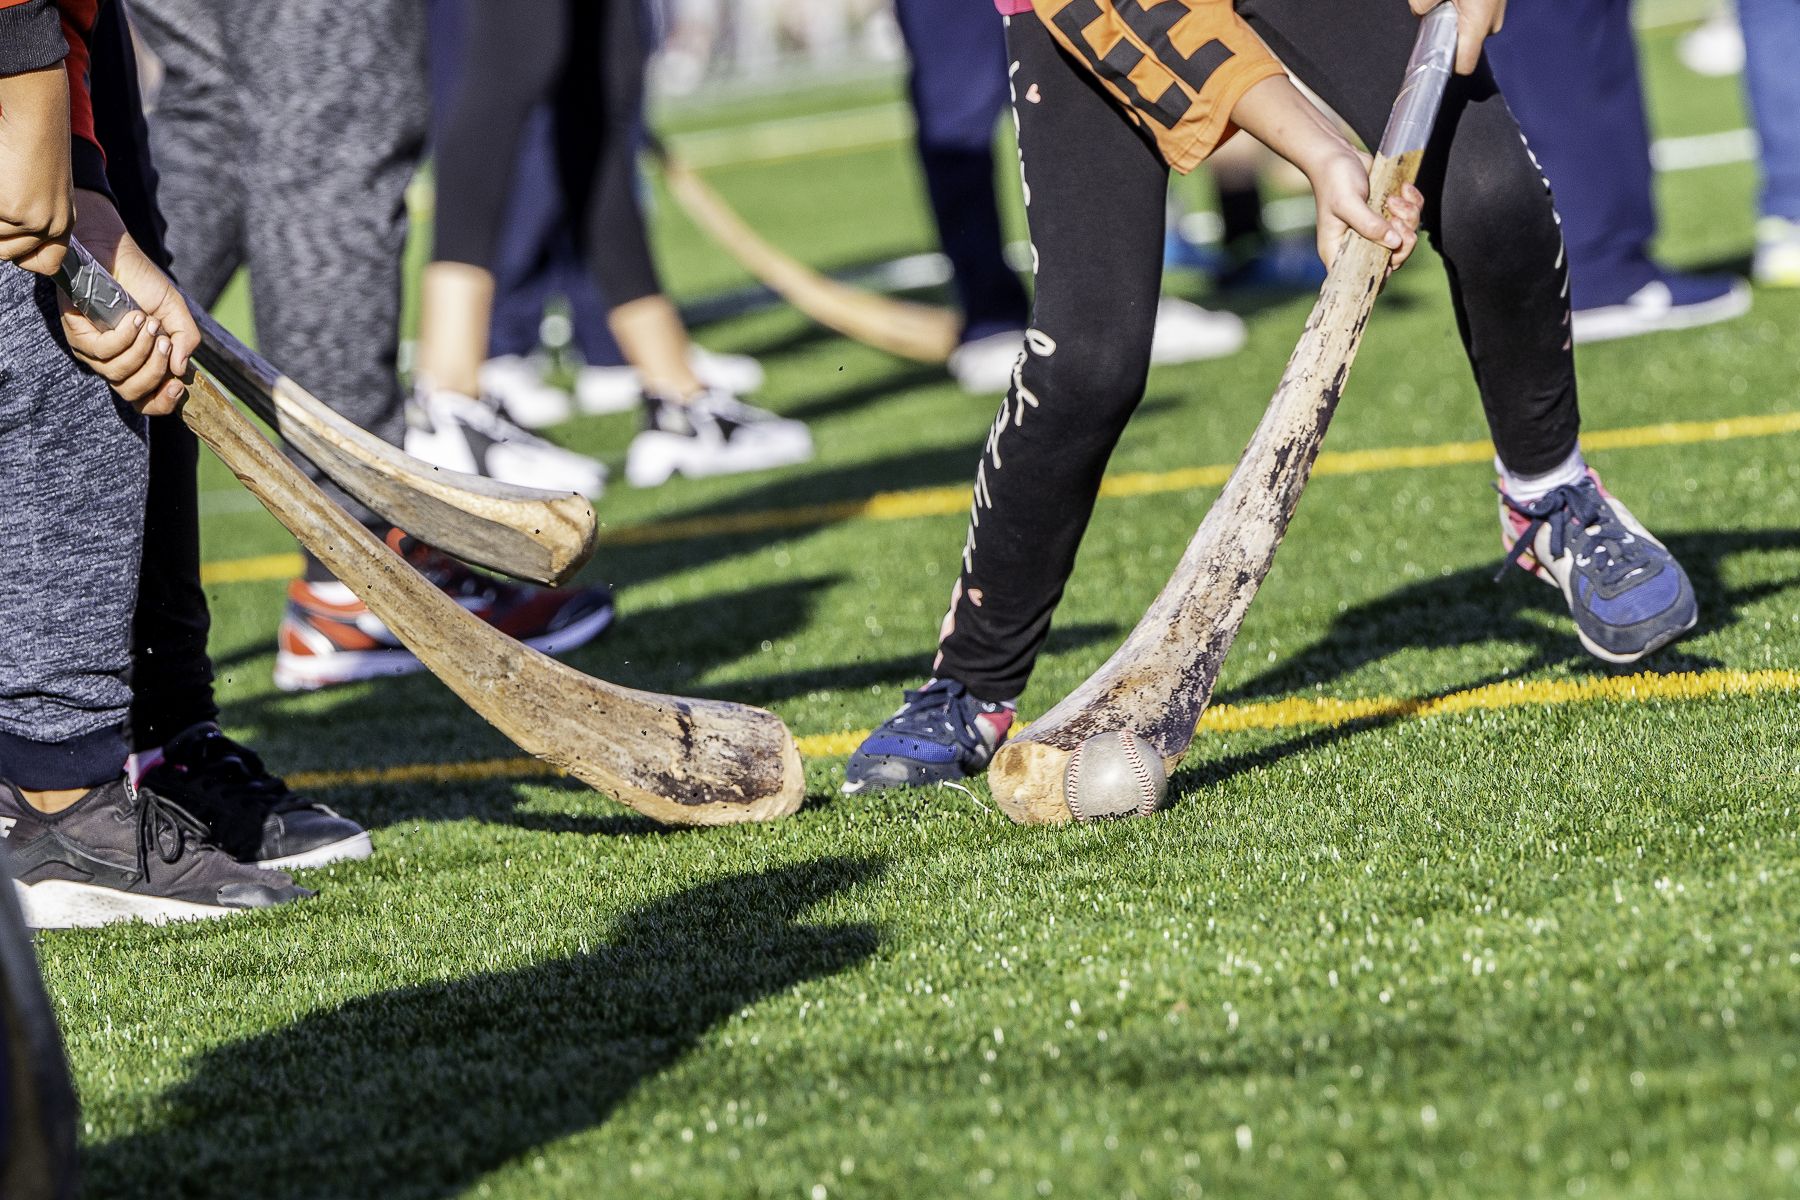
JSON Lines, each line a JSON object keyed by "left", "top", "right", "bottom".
{"left": 1739, "top": 0, "right": 1800, "bottom": 221}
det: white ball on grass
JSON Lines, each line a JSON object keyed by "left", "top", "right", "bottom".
{"left": 1062, "top": 730, "right": 1168, "bottom": 820}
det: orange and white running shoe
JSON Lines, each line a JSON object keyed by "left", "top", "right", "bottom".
{"left": 272, "top": 530, "right": 615, "bottom": 692}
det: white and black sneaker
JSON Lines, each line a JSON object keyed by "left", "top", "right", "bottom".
{"left": 404, "top": 387, "right": 606, "bottom": 498}
{"left": 624, "top": 388, "right": 813, "bottom": 487}
{"left": 575, "top": 345, "right": 767, "bottom": 415}
{"left": 134, "top": 723, "right": 373, "bottom": 871}
{"left": 0, "top": 778, "right": 311, "bottom": 930}
{"left": 479, "top": 354, "right": 574, "bottom": 430}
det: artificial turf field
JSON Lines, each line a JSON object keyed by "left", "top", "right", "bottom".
{"left": 42, "top": 17, "right": 1800, "bottom": 1199}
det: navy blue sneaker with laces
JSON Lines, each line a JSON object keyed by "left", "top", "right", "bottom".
{"left": 842, "top": 678, "right": 1017, "bottom": 794}
{"left": 1497, "top": 469, "right": 1697, "bottom": 663}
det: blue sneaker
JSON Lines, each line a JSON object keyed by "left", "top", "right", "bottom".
{"left": 1497, "top": 470, "right": 1697, "bottom": 663}
{"left": 842, "top": 679, "right": 1016, "bottom": 794}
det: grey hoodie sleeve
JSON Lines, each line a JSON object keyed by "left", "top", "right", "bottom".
{"left": 0, "top": 0, "right": 70, "bottom": 77}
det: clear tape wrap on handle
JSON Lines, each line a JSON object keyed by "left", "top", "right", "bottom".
{"left": 1377, "top": 3, "right": 1460, "bottom": 160}
{"left": 51, "top": 239, "right": 136, "bottom": 333}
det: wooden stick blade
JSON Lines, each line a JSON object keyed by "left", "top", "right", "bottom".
{"left": 987, "top": 156, "right": 1426, "bottom": 824}
{"left": 987, "top": 8, "right": 1459, "bottom": 823}
{"left": 183, "top": 372, "right": 805, "bottom": 824}
{"left": 654, "top": 144, "right": 961, "bottom": 364}
{"left": 192, "top": 308, "right": 598, "bottom": 587}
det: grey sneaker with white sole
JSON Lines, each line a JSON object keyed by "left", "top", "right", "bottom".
{"left": 0, "top": 778, "right": 311, "bottom": 930}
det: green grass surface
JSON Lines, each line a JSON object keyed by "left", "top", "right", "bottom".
{"left": 44, "top": 24, "right": 1800, "bottom": 1198}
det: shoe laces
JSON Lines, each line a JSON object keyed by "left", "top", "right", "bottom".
{"left": 386, "top": 530, "right": 517, "bottom": 609}
{"left": 1495, "top": 479, "right": 1652, "bottom": 588}
{"left": 652, "top": 389, "right": 776, "bottom": 432}
{"left": 889, "top": 679, "right": 1006, "bottom": 755}
{"left": 132, "top": 786, "right": 221, "bottom": 870}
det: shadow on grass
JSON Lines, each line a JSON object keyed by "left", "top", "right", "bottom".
{"left": 216, "top": 521, "right": 1800, "bottom": 834}
{"left": 1216, "top": 527, "right": 1800, "bottom": 705}
{"left": 1169, "top": 528, "right": 1800, "bottom": 796}
{"left": 82, "top": 859, "right": 883, "bottom": 1200}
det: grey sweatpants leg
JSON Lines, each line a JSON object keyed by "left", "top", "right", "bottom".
{"left": 132, "top": 0, "right": 428, "bottom": 525}
{"left": 0, "top": 267, "right": 148, "bottom": 789}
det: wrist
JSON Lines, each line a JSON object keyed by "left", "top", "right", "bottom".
{"left": 1293, "top": 130, "right": 1362, "bottom": 186}
{"left": 1231, "top": 75, "right": 1358, "bottom": 181}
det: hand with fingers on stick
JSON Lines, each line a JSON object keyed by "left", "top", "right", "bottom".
{"left": 57, "top": 192, "right": 198, "bottom": 415}
{"left": 1229, "top": 77, "right": 1424, "bottom": 274}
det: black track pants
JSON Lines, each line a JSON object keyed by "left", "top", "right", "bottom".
{"left": 433, "top": 0, "right": 660, "bottom": 308}
{"left": 935, "top": 3, "right": 1579, "bottom": 702}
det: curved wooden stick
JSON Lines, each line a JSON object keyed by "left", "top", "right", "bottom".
{"left": 55, "top": 252, "right": 805, "bottom": 826}
{"left": 189, "top": 307, "right": 597, "bottom": 587}
{"left": 651, "top": 138, "right": 962, "bottom": 364}
{"left": 185, "top": 374, "right": 803, "bottom": 824}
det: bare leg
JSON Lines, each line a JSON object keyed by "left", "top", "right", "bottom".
{"left": 415, "top": 261, "right": 495, "bottom": 397}
{"left": 607, "top": 295, "right": 704, "bottom": 398}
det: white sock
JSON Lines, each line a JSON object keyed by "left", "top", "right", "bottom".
{"left": 1498, "top": 444, "right": 1587, "bottom": 503}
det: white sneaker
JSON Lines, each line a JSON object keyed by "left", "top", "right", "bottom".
{"left": 1754, "top": 217, "right": 1800, "bottom": 288}
{"left": 575, "top": 346, "right": 768, "bottom": 415}
{"left": 1570, "top": 276, "right": 1752, "bottom": 344}
{"left": 625, "top": 389, "right": 813, "bottom": 487}
{"left": 1148, "top": 297, "right": 1248, "bottom": 365}
{"left": 689, "top": 345, "right": 765, "bottom": 395}
{"left": 1678, "top": 11, "right": 1744, "bottom": 77}
{"left": 479, "top": 355, "right": 572, "bottom": 430}
{"left": 947, "top": 329, "right": 1025, "bottom": 395}
{"left": 574, "top": 364, "right": 641, "bottom": 415}
{"left": 404, "top": 387, "right": 607, "bottom": 498}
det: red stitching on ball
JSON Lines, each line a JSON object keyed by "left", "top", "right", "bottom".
{"left": 1119, "top": 733, "right": 1157, "bottom": 815}
{"left": 1064, "top": 741, "right": 1086, "bottom": 820}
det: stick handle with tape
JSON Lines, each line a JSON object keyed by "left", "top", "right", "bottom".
{"left": 1378, "top": 3, "right": 1459, "bottom": 160}
{"left": 52, "top": 239, "right": 135, "bottom": 331}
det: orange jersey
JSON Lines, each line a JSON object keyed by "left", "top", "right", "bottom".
{"left": 1029, "top": 0, "right": 1284, "bottom": 172}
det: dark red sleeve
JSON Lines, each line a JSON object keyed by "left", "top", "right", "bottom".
{"left": 57, "top": 0, "right": 108, "bottom": 191}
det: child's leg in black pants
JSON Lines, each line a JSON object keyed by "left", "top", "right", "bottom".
{"left": 1237, "top": 0, "right": 1580, "bottom": 476}
{"left": 932, "top": 13, "right": 1168, "bottom": 702}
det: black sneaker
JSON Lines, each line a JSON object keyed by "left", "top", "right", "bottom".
{"left": 137, "top": 723, "right": 373, "bottom": 870}
{"left": 0, "top": 778, "right": 311, "bottom": 929}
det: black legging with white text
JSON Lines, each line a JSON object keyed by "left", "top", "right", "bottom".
{"left": 935, "top": 0, "right": 1580, "bottom": 702}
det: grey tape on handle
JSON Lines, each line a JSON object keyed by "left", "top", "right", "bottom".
{"left": 51, "top": 238, "right": 137, "bottom": 333}
{"left": 1376, "top": 3, "right": 1460, "bottom": 160}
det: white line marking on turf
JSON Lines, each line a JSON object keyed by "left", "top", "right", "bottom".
{"left": 1652, "top": 128, "right": 1757, "bottom": 172}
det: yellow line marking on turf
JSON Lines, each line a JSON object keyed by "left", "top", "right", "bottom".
{"left": 200, "top": 552, "right": 304, "bottom": 586}
{"left": 200, "top": 409, "right": 1800, "bottom": 583}
{"left": 603, "top": 409, "right": 1800, "bottom": 547}
{"left": 283, "top": 668, "right": 1800, "bottom": 793}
